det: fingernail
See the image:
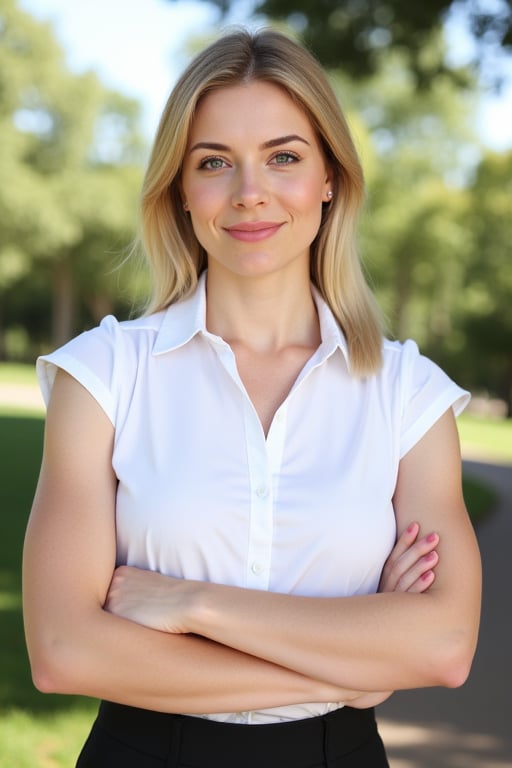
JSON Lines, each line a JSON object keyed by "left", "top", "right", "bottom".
{"left": 421, "top": 570, "right": 434, "bottom": 581}
{"left": 425, "top": 551, "right": 437, "bottom": 561}
{"left": 407, "top": 523, "right": 417, "bottom": 534}
{"left": 426, "top": 532, "right": 438, "bottom": 543}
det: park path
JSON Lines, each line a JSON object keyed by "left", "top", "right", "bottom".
{"left": 0, "top": 382, "right": 44, "bottom": 410}
{"left": 379, "top": 459, "right": 512, "bottom": 768}
{"left": 2, "top": 384, "right": 511, "bottom": 766}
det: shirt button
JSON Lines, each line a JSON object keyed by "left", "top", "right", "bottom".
{"left": 251, "top": 561, "right": 263, "bottom": 575}
{"left": 255, "top": 485, "right": 268, "bottom": 499}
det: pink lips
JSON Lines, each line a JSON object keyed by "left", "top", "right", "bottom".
{"left": 224, "top": 221, "right": 284, "bottom": 243}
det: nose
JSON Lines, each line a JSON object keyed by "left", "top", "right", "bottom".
{"left": 231, "top": 165, "right": 269, "bottom": 209}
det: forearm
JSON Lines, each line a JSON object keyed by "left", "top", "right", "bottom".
{"left": 26, "top": 604, "right": 369, "bottom": 713}
{"left": 189, "top": 582, "right": 476, "bottom": 692}
{"left": 189, "top": 416, "right": 482, "bottom": 694}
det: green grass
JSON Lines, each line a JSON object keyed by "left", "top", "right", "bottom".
{"left": 0, "top": 362, "right": 38, "bottom": 386}
{"left": 0, "top": 369, "right": 506, "bottom": 765}
{"left": 458, "top": 413, "right": 512, "bottom": 464}
{"left": 0, "top": 411, "right": 98, "bottom": 766}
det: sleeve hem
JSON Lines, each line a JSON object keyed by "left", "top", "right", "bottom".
{"left": 399, "top": 386, "right": 470, "bottom": 459}
{"left": 36, "top": 353, "right": 116, "bottom": 426}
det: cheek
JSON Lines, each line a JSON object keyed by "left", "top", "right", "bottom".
{"left": 282, "top": 177, "right": 325, "bottom": 219}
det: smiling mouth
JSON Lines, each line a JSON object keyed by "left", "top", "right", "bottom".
{"left": 224, "top": 222, "right": 284, "bottom": 242}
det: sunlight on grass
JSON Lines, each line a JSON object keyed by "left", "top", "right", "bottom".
{"left": 0, "top": 706, "right": 98, "bottom": 768}
{"left": 0, "top": 362, "right": 38, "bottom": 386}
{"left": 458, "top": 413, "right": 512, "bottom": 464}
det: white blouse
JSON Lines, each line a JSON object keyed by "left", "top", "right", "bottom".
{"left": 37, "top": 272, "right": 469, "bottom": 724}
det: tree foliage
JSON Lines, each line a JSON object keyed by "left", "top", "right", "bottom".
{"left": 0, "top": 0, "right": 146, "bottom": 358}
{"left": 168, "top": 0, "right": 512, "bottom": 87}
{"left": 1, "top": 0, "right": 510, "bottom": 413}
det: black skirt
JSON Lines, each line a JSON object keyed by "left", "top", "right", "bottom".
{"left": 76, "top": 700, "right": 389, "bottom": 767}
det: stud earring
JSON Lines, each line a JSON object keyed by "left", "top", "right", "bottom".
{"left": 327, "top": 190, "right": 333, "bottom": 200}
{"left": 183, "top": 201, "right": 189, "bottom": 211}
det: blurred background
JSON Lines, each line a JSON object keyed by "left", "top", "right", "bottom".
{"left": 0, "top": 1, "right": 511, "bottom": 766}
{"left": 1, "top": 0, "right": 511, "bottom": 413}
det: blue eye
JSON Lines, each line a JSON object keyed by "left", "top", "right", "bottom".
{"left": 199, "top": 156, "right": 227, "bottom": 170}
{"left": 272, "top": 151, "right": 300, "bottom": 165}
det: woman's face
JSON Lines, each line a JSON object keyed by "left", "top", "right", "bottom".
{"left": 180, "top": 80, "right": 332, "bottom": 282}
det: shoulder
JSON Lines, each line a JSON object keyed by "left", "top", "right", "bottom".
{"left": 36, "top": 310, "right": 167, "bottom": 419}
{"left": 96, "top": 311, "right": 167, "bottom": 348}
{"left": 53, "top": 310, "right": 168, "bottom": 362}
{"left": 381, "top": 337, "right": 421, "bottom": 370}
{"left": 377, "top": 338, "right": 470, "bottom": 458}
{"left": 379, "top": 338, "right": 459, "bottom": 393}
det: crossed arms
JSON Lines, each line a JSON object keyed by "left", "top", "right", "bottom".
{"left": 23, "top": 370, "right": 481, "bottom": 714}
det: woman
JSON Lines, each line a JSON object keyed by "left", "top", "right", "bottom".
{"left": 23, "top": 28, "right": 481, "bottom": 767}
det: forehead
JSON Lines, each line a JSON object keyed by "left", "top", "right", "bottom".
{"left": 188, "top": 80, "right": 317, "bottom": 143}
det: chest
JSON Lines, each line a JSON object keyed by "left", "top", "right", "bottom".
{"left": 231, "top": 344, "right": 318, "bottom": 437}
{"left": 112, "top": 346, "right": 399, "bottom": 597}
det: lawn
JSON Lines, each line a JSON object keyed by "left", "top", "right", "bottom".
{"left": 0, "top": 410, "right": 97, "bottom": 767}
{"left": 458, "top": 413, "right": 512, "bottom": 464}
{"left": 0, "top": 364, "right": 508, "bottom": 765}
{"left": 0, "top": 363, "right": 41, "bottom": 386}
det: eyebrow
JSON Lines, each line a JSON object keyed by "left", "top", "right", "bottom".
{"left": 189, "top": 134, "right": 311, "bottom": 153}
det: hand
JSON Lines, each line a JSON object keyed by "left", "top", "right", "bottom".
{"left": 104, "top": 565, "right": 198, "bottom": 633}
{"left": 379, "top": 522, "right": 439, "bottom": 594}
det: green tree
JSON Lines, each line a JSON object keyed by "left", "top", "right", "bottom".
{"left": 167, "top": 0, "right": 512, "bottom": 87}
{"left": 0, "top": 0, "right": 145, "bottom": 358}
{"left": 329, "top": 54, "right": 476, "bottom": 348}
{"left": 458, "top": 151, "right": 512, "bottom": 413}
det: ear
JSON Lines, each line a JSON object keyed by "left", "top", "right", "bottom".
{"left": 322, "top": 166, "right": 334, "bottom": 203}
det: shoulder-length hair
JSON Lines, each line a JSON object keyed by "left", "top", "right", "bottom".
{"left": 139, "top": 28, "right": 383, "bottom": 375}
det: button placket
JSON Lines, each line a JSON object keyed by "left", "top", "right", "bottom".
{"left": 244, "top": 398, "right": 274, "bottom": 589}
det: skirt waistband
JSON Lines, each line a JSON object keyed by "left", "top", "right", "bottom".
{"left": 93, "top": 700, "right": 381, "bottom": 768}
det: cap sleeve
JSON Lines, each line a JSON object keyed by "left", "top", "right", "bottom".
{"left": 36, "top": 316, "right": 123, "bottom": 425}
{"left": 398, "top": 339, "right": 470, "bottom": 458}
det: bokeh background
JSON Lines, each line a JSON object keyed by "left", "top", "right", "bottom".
{"left": 1, "top": 0, "right": 511, "bottom": 414}
{"left": 1, "top": 1, "right": 511, "bottom": 765}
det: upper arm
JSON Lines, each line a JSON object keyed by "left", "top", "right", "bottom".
{"left": 393, "top": 408, "right": 481, "bottom": 645}
{"left": 23, "top": 369, "right": 117, "bottom": 651}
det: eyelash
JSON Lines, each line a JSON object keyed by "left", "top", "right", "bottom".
{"left": 270, "top": 150, "right": 300, "bottom": 165}
{"left": 198, "top": 156, "right": 226, "bottom": 171}
{"left": 197, "top": 150, "right": 301, "bottom": 171}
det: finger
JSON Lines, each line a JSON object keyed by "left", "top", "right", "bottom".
{"left": 403, "top": 568, "right": 436, "bottom": 594}
{"left": 380, "top": 523, "right": 420, "bottom": 588}
{"left": 385, "top": 532, "right": 439, "bottom": 589}
{"left": 395, "top": 532, "right": 439, "bottom": 579}
{"left": 390, "top": 522, "right": 420, "bottom": 563}
{"left": 394, "top": 550, "right": 439, "bottom": 592}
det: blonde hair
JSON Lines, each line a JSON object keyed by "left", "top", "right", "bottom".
{"left": 139, "top": 28, "right": 383, "bottom": 375}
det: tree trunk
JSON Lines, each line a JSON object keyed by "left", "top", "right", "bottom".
{"left": 393, "top": 255, "right": 413, "bottom": 340}
{"left": 0, "top": 300, "right": 6, "bottom": 361}
{"left": 52, "top": 257, "right": 74, "bottom": 347}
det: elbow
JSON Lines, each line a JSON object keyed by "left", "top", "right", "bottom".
{"left": 31, "top": 663, "right": 60, "bottom": 695}
{"left": 429, "top": 631, "right": 477, "bottom": 689}
{"left": 27, "top": 639, "right": 80, "bottom": 695}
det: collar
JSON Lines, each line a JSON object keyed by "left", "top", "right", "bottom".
{"left": 153, "top": 272, "right": 210, "bottom": 355}
{"left": 152, "top": 271, "right": 350, "bottom": 367}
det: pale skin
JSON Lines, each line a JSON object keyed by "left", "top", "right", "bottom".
{"left": 23, "top": 81, "right": 481, "bottom": 715}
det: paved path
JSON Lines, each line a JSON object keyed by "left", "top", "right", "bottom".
{"left": 379, "top": 459, "right": 512, "bottom": 767}
{"left": 0, "top": 382, "right": 44, "bottom": 410}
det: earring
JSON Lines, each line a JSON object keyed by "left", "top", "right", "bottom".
{"left": 327, "top": 190, "right": 333, "bottom": 200}
{"left": 183, "top": 201, "right": 189, "bottom": 211}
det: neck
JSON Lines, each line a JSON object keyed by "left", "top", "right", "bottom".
{"left": 205, "top": 268, "right": 320, "bottom": 354}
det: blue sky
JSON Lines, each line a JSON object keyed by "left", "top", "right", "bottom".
{"left": 19, "top": 0, "right": 221, "bottom": 136}
{"left": 19, "top": 0, "right": 512, "bottom": 149}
